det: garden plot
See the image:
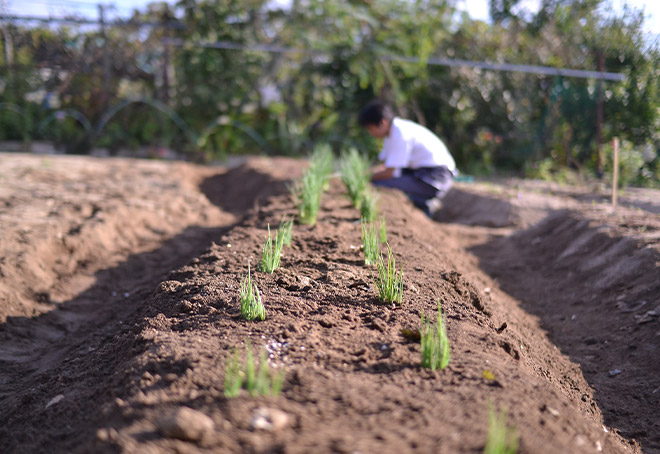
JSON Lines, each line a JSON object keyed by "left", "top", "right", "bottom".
{"left": 467, "top": 208, "right": 660, "bottom": 454}
{"left": 0, "top": 154, "right": 657, "bottom": 454}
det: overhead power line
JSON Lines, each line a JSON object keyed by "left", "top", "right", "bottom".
{"left": 0, "top": 15, "right": 628, "bottom": 82}
{"left": 390, "top": 55, "right": 626, "bottom": 81}
{"left": 0, "top": 14, "right": 184, "bottom": 28}
{"left": 163, "top": 38, "right": 626, "bottom": 82}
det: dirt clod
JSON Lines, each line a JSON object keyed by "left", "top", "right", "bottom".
{"left": 158, "top": 407, "right": 215, "bottom": 442}
{"left": 45, "top": 394, "right": 64, "bottom": 409}
{"left": 249, "top": 407, "right": 292, "bottom": 431}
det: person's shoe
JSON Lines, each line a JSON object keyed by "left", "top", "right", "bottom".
{"left": 426, "top": 198, "right": 443, "bottom": 216}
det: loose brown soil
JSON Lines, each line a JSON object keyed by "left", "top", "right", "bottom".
{"left": 1, "top": 153, "right": 658, "bottom": 454}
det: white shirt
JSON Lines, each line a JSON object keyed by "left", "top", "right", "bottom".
{"left": 379, "top": 117, "right": 456, "bottom": 177}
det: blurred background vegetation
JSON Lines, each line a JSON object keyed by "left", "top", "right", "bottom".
{"left": 1, "top": 0, "right": 659, "bottom": 187}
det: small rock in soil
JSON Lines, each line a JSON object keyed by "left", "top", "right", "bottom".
{"left": 45, "top": 394, "right": 64, "bottom": 409}
{"left": 249, "top": 407, "right": 291, "bottom": 431}
{"left": 616, "top": 300, "right": 647, "bottom": 313}
{"left": 297, "top": 275, "right": 312, "bottom": 289}
{"left": 158, "top": 407, "right": 215, "bottom": 441}
{"left": 541, "top": 404, "right": 560, "bottom": 417}
{"left": 96, "top": 428, "right": 119, "bottom": 442}
{"left": 635, "top": 307, "right": 660, "bottom": 324}
{"left": 574, "top": 434, "right": 588, "bottom": 447}
{"left": 164, "top": 373, "right": 178, "bottom": 382}
{"left": 609, "top": 369, "right": 623, "bottom": 377}
{"left": 407, "top": 283, "right": 419, "bottom": 293}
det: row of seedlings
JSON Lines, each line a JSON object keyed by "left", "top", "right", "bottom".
{"left": 338, "top": 148, "right": 403, "bottom": 305}
{"left": 339, "top": 147, "right": 519, "bottom": 453}
{"left": 227, "top": 146, "right": 519, "bottom": 453}
{"left": 228, "top": 217, "right": 294, "bottom": 397}
{"left": 224, "top": 144, "right": 334, "bottom": 398}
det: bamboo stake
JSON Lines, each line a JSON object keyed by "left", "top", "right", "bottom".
{"left": 612, "top": 137, "right": 619, "bottom": 209}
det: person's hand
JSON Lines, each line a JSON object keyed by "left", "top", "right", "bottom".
{"left": 371, "top": 167, "right": 395, "bottom": 181}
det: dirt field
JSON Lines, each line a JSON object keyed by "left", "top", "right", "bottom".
{"left": 1, "top": 153, "right": 659, "bottom": 454}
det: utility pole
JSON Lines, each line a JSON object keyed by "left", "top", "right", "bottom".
{"left": 595, "top": 52, "right": 605, "bottom": 178}
{"left": 1, "top": 0, "right": 13, "bottom": 83}
{"left": 98, "top": 4, "right": 111, "bottom": 110}
{"left": 612, "top": 137, "right": 619, "bottom": 209}
{"left": 162, "top": 24, "right": 170, "bottom": 104}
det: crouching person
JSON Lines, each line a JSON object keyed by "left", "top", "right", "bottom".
{"left": 359, "top": 100, "right": 456, "bottom": 216}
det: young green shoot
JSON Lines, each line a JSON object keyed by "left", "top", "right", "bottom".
{"left": 240, "top": 264, "right": 265, "bottom": 321}
{"left": 484, "top": 405, "right": 519, "bottom": 454}
{"left": 224, "top": 342, "right": 285, "bottom": 398}
{"left": 339, "top": 147, "right": 371, "bottom": 208}
{"left": 252, "top": 348, "right": 285, "bottom": 396}
{"left": 223, "top": 349, "right": 242, "bottom": 398}
{"left": 361, "top": 219, "right": 379, "bottom": 266}
{"left": 378, "top": 216, "right": 387, "bottom": 243}
{"left": 292, "top": 167, "right": 324, "bottom": 225}
{"left": 420, "top": 300, "right": 451, "bottom": 370}
{"left": 292, "top": 143, "right": 335, "bottom": 225}
{"left": 373, "top": 243, "right": 403, "bottom": 304}
{"left": 277, "top": 217, "right": 293, "bottom": 247}
{"left": 309, "top": 143, "right": 334, "bottom": 185}
{"left": 359, "top": 186, "right": 379, "bottom": 222}
{"left": 261, "top": 224, "right": 284, "bottom": 273}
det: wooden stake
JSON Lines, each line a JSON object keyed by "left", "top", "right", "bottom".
{"left": 612, "top": 137, "right": 619, "bottom": 209}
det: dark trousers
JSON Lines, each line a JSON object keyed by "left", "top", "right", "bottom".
{"left": 372, "top": 166, "right": 453, "bottom": 214}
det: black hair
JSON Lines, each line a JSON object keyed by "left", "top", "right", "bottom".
{"left": 358, "top": 100, "right": 394, "bottom": 127}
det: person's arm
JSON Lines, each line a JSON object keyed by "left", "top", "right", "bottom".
{"left": 371, "top": 166, "right": 395, "bottom": 181}
{"left": 377, "top": 119, "right": 410, "bottom": 178}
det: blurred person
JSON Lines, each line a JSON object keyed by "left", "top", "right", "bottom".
{"left": 359, "top": 100, "right": 456, "bottom": 216}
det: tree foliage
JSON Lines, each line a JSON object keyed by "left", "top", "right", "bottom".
{"left": 0, "top": 0, "right": 658, "bottom": 185}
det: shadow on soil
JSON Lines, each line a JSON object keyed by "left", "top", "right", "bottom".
{"left": 433, "top": 187, "right": 518, "bottom": 227}
{"left": 551, "top": 189, "right": 660, "bottom": 215}
{"left": 0, "top": 162, "right": 297, "bottom": 453}
{"left": 200, "top": 165, "right": 291, "bottom": 214}
{"left": 454, "top": 199, "right": 660, "bottom": 453}
{"left": 0, "top": 223, "right": 235, "bottom": 454}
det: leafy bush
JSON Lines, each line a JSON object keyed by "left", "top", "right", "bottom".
{"left": 420, "top": 301, "right": 451, "bottom": 370}
{"left": 224, "top": 343, "right": 285, "bottom": 398}
{"left": 239, "top": 265, "right": 265, "bottom": 321}
{"left": 524, "top": 157, "right": 582, "bottom": 185}
{"left": 604, "top": 140, "right": 659, "bottom": 188}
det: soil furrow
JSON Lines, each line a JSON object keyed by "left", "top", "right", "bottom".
{"left": 1, "top": 154, "right": 657, "bottom": 454}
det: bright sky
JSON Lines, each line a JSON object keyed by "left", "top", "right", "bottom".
{"left": 459, "top": 0, "right": 659, "bottom": 35}
{"left": 6, "top": 0, "right": 660, "bottom": 36}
